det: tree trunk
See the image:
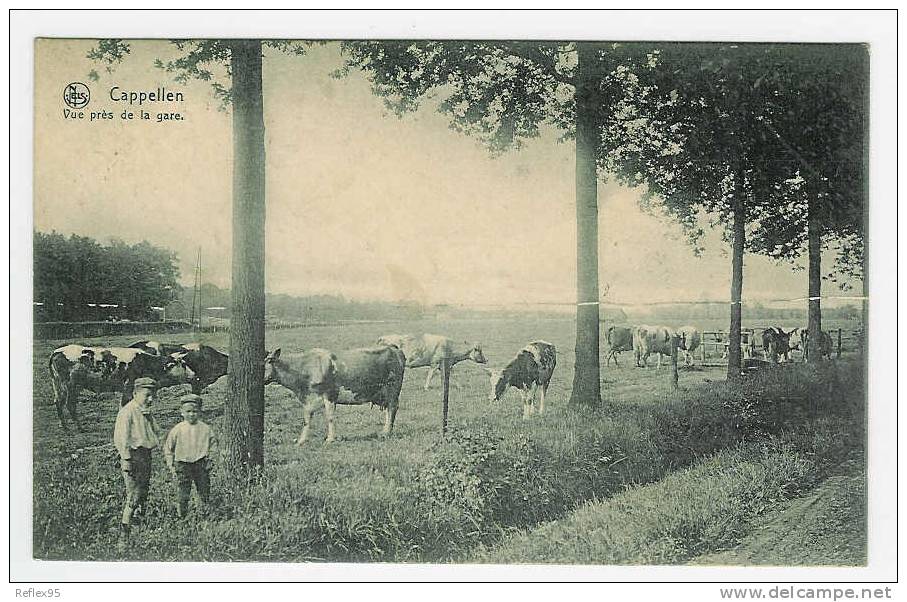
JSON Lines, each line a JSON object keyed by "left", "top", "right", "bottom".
{"left": 806, "top": 192, "right": 822, "bottom": 362}
{"left": 568, "top": 42, "right": 602, "bottom": 409}
{"left": 226, "top": 39, "right": 267, "bottom": 478}
{"left": 726, "top": 181, "right": 746, "bottom": 380}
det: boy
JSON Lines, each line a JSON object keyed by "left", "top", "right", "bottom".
{"left": 164, "top": 394, "right": 217, "bottom": 517}
{"left": 113, "top": 377, "right": 162, "bottom": 546}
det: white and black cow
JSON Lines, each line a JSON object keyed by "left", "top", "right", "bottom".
{"left": 801, "top": 329, "right": 834, "bottom": 361}
{"left": 634, "top": 325, "right": 676, "bottom": 368}
{"left": 129, "top": 341, "right": 228, "bottom": 394}
{"left": 676, "top": 325, "right": 702, "bottom": 366}
{"left": 484, "top": 341, "right": 556, "bottom": 418}
{"left": 761, "top": 327, "right": 801, "bottom": 363}
{"left": 606, "top": 326, "right": 634, "bottom": 366}
{"left": 377, "top": 333, "right": 486, "bottom": 390}
{"left": 264, "top": 345, "right": 406, "bottom": 444}
{"left": 48, "top": 344, "right": 192, "bottom": 431}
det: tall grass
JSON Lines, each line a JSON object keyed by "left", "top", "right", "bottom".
{"left": 33, "top": 355, "right": 863, "bottom": 563}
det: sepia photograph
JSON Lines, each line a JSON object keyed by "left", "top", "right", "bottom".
{"left": 10, "top": 8, "right": 898, "bottom": 587}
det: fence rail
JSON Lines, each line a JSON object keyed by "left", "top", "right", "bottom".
{"left": 696, "top": 327, "right": 862, "bottom": 366}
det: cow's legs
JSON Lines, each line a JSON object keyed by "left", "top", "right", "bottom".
{"left": 528, "top": 382, "right": 539, "bottom": 415}
{"left": 66, "top": 387, "right": 81, "bottom": 431}
{"left": 297, "top": 395, "right": 319, "bottom": 445}
{"left": 520, "top": 389, "right": 532, "bottom": 418}
{"left": 424, "top": 365, "right": 438, "bottom": 390}
{"left": 538, "top": 383, "right": 548, "bottom": 415}
{"left": 51, "top": 376, "right": 69, "bottom": 431}
{"left": 323, "top": 398, "right": 337, "bottom": 443}
{"left": 383, "top": 402, "right": 399, "bottom": 436}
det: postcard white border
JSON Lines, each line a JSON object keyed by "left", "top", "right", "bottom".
{"left": 8, "top": 8, "right": 899, "bottom": 588}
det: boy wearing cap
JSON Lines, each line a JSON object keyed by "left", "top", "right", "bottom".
{"left": 164, "top": 394, "right": 216, "bottom": 517}
{"left": 113, "top": 377, "right": 162, "bottom": 545}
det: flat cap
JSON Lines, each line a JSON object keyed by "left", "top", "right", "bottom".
{"left": 133, "top": 377, "right": 158, "bottom": 390}
{"left": 179, "top": 394, "right": 203, "bottom": 409}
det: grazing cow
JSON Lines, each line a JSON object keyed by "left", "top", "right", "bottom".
{"left": 676, "top": 325, "right": 701, "bottom": 366}
{"left": 172, "top": 344, "right": 229, "bottom": 394}
{"left": 264, "top": 347, "right": 356, "bottom": 444}
{"left": 605, "top": 326, "right": 634, "bottom": 366}
{"left": 377, "top": 333, "right": 486, "bottom": 390}
{"left": 128, "top": 340, "right": 195, "bottom": 356}
{"left": 801, "top": 329, "right": 834, "bottom": 361}
{"left": 485, "top": 341, "right": 556, "bottom": 418}
{"left": 761, "top": 327, "right": 801, "bottom": 363}
{"left": 48, "top": 345, "right": 192, "bottom": 430}
{"left": 130, "top": 341, "right": 228, "bottom": 394}
{"left": 634, "top": 325, "right": 676, "bottom": 368}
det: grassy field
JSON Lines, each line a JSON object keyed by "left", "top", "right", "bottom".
{"left": 31, "top": 316, "right": 865, "bottom": 562}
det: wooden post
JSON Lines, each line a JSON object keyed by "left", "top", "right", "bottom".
{"left": 671, "top": 335, "right": 679, "bottom": 390}
{"left": 837, "top": 328, "right": 842, "bottom": 359}
{"left": 441, "top": 358, "right": 451, "bottom": 436}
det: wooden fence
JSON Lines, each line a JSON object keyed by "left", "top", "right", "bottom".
{"left": 697, "top": 327, "right": 862, "bottom": 366}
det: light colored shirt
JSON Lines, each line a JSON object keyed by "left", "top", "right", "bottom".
{"left": 164, "top": 421, "right": 216, "bottom": 465}
{"left": 113, "top": 400, "right": 161, "bottom": 459}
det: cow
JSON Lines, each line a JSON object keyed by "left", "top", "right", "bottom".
{"left": 265, "top": 347, "right": 404, "bottom": 443}
{"left": 605, "top": 326, "right": 634, "bottom": 366}
{"left": 484, "top": 341, "right": 556, "bottom": 418}
{"left": 761, "top": 327, "right": 801, "bottom": 363}
{"left": 801, "top": 329, "right": 834, "bottom": 361}
{"left": 172, "top": 344, "right": 229, "bottom": 394}
{"left": 634, "top": 325, "right": 676, "bottom": 368}
{"left": 377, "top": 333, "right": 486, "bottom": 390}
{"left": 676, "top": 325, "right": 701, "bottom": 366}
{"left": 128, "top": 340, "right": 198, "bottom": 356}
{"left": 333, "top": 346, "right": 406, "bottom": 436}
{"left": 48, "top": 345, "right": 192, "bottom": 431}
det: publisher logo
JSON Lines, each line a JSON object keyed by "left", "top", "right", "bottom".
{"left": 63, "top": 82, "right": 90, "bottom": 109}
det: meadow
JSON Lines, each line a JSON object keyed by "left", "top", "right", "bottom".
{"left": 31, "top": 316, "right": 865, "bottom": 563}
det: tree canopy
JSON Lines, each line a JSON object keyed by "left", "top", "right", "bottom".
{"left": 34, "top": 231, "right": 180, "bottom": 321}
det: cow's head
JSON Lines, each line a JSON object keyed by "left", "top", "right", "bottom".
{"left": 263, "top": 348, "right": 281, "bottom": 384}
{"left": 469, "top": 343, "right": 487, "bottom": 364}
{"left": 162, "top": 355, "right": 194, "bottom": 384}
{"left": 481, "top": 366, "right": 506, "bottom": 402}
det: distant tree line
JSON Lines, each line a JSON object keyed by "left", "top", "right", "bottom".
{"left": 34, "top": 231, "right": 181, "bottom": 322}
{"left": 621, "top": 302, "right": 862, "bottom": 322}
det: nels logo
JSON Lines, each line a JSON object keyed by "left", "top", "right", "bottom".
{"left": 63, "top": 82, "right": 90, "bottom": 109}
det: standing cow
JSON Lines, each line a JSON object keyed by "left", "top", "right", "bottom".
{"left": 377, "top": 333, "right": 486, "bottom": 390}
{"left": 801, "top": 329, "right": 834, "bottom": 361}
{"left": 485, "top": 341, "right": 557, "bottom": 418}
{"left": 264, "top": 345, "right": 406, "bottom": 443}
{"left": 761, "top": 327, "right": 801, "bottom": 363}
{"left": 129, "top": 341, "right": 229, "bottom": 394}
{"left": 605, "top": 326, "right": 634, "bottom": 366}
{"left": 634, "top": 325, "right": 676, "bottom": 368}
{"left": 48, "top": 345, "right": 192, "bottom": 431}
{"left": 676, "top": 325, "right": 701, "bottom": 366}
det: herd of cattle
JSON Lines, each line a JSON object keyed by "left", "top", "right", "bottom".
{"left": 46, "top": 334, "right": 556, "bottom": 442}
{"left": 606, "top": 324, "right": 835, "bottom": 369}
{"left": 45, "top": 324, "right": 834, "bottom": 440}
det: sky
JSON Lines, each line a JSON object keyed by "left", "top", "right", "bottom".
{"left": 33, "top": 39, "right": 860, "bottom": 310}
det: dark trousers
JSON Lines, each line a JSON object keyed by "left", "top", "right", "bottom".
{"left": 121, "top": 447, "right": 152, "bottom": 526}
{"left": 175, "top": 458, "right": 210, "bottom": 517}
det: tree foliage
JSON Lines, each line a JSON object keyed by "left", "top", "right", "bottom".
{"left": 34, "top": 231, "right": 180, "bottom": 321}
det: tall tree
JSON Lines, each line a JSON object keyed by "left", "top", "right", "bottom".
{"left": 90, "top": 39, "right": 309, "bottom": 477}
{"left": 340, "top": 41, "right": 611, "bottom": 408}
{"left": 597, "top": 44, "right": 787, "bottom": 378}
{"left": 745, "top": 45, "right": 867, "bottom": 362}
{"left": 599, "top": 43, "right": 866, "bottom": 371}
